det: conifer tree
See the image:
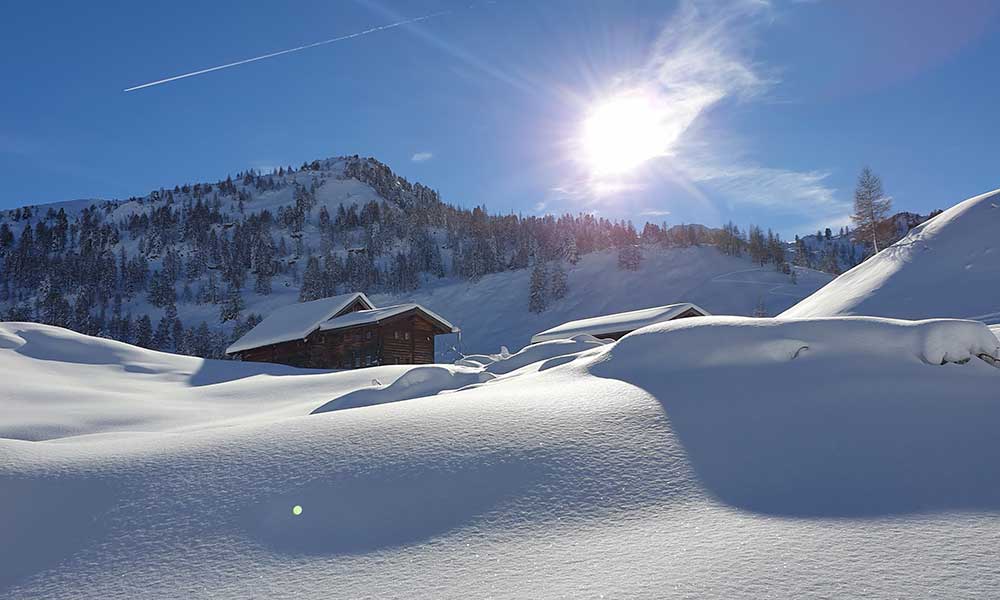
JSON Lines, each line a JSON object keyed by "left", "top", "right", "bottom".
{"left": 135, "top": 315, "right": 153, "bottom": 348}
{"left": 549, "top": 262, "right": 568, "bottom": 300}
{"left": 851, "top": 166, "right": 892, "bottom": 253}
{"left": 528, "top": 261, "right": 548, "bottom": 313}
{"left": 617, "top": 244, "right": 641, "bottom": 271}
{"left": 219, "top": 287, "right": 244, "bottom": 322}
{"left": 254, "top": 270, "right": 272, "bottom": 296}
{"left": 152, "top": 314, "right": 173, "bottom": 350}
{"left": 298, "top": 255, "right": 325, "bottom": 302}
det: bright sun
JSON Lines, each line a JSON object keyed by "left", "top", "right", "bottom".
{"left": 581, "top": 93, "right": 669, "bottom": 176}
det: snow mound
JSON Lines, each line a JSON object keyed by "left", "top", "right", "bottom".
{"left": 599, "top": 315, "right": 1000, "bottom": 370}
{"left": 585, "top": 315, "right": 1000, "bottom": 517}
{"left": 0, "top": 322, "right": 415, "bottom": 441}
{"left": 473, "top": 335, "right": 611, "bottom": 375}
{"left": 781, "top": 188, "right": 1000, "bottom": 323}
{"left": 311, "top": 365, "right": 494, "bottom": 413}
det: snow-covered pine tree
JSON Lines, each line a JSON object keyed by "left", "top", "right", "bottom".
{"left": 152, "top": 314, "right": 173, "bottom": 350}
{"left": 135, "top": 315, "right": 153, "bottom": 348}
{"left": 717, "top": 222, "right": 743, "bottom": 257}
{"left": 793, "top": 237, "right": 810, "bottom": 267}
{"left": 748, "top": 226, "right": 767, "bottom": 266}
{"left": 254, "top": 270, "right": 272, "bottom": 296}
{"left": 549, "top": 262, "right": 568, "bottom": 300}
{"left": 172, "top": 317, "right": 185, "bottom": 353}
{"left": 299, "top": 256, "right": 325, "bottom": 302}
{"left": 822, "top": 249, "right": 841, "bottom": 275}
{"left": 766, "top": 230, "right": 785, "bottom": 269}
{"left": 219, "top": 287, "right": 244, "bottom": 323}
{"left": 562, "top": 235, "right": 579, "bottom": 265}
{"left": 528, "top": 261, "right": 548, "bottom": 313}
{"left": 617, "top": 244, "right": 641, "bottom": 271}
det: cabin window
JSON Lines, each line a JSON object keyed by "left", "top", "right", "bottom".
{"left": 393, "top": 330, "right": 400, "bottom": 340}
{"left": 365, "top": 353, "right": 372, "bottom": 366}
{"left": 404, "top": 331, "right": 410, "bottom": 341}
{"left": 353, "top": 351, "right": 360, "bottom": 368}
{"left": 366, "top": 330, "right": 372, "bottom": 340}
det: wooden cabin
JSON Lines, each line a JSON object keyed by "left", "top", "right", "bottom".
{"left": 530, "top": 302, "right": 709, "bottom": 344}
{"left": 226, "top": 293, "right": 459, "bottom": 369}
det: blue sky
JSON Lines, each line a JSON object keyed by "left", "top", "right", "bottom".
{"left": 2, "top": 0, "right": 998, "bottom": 236}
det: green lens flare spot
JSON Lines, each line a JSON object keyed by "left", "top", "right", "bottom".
{"left": 292, "top": 505, "right": 303, "bottom": 516}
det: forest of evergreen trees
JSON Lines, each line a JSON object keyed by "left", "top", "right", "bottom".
{"left": 0, "top": 155, "right": 890, "bottom": 359}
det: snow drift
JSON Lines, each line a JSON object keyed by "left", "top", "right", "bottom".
{"left": 2, "top": 319, "right": 1000, "bottom": 598}
{"left": 782, "top": 188, "right": 1000, "bottom": 323}
{"left": 0, "top": 322, "right": 416, "bottom": 441}
{"left": 311, "top": 365, "right": 493, "bottom": 413}
{"left": 587, "top": 316, "right": 1000, "bottom": 516}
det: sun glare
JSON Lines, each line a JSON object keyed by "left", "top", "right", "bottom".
{"left": 581, "top": 93, "right": 669, "bottom": 176}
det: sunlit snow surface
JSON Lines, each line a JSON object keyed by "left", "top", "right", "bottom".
{"left": 2, "top": 316, "right": 999, "bottom": 599}
{"left": 782, "top": 188, "right": 1000, "bottom": 323}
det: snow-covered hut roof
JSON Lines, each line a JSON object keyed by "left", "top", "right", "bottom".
{"left": 226, "top": 293, "right": 374, "bottom": 354}
{"left": 319, "top": 303, "right": 460, "bottom": 334}
{"left": 530, "top": 303, "right": 709, "bottom": 344}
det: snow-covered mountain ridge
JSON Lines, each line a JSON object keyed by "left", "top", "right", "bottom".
{"left": 0, "top": 155, "right": 828, "bottom": 359}
{"left": 782, "top": 188, "right": 1000, "bottom": 323}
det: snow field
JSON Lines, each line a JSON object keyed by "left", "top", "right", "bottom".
{"left": 1, "top": 316, "right": 998, "bottom": 598}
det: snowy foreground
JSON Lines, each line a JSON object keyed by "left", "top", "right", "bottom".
{"left": 2, "top": 318, "right": 999, "bottom": 599}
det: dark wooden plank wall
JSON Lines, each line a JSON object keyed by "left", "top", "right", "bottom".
{"left": 239, "top": 338, "right": 313, "bottom": 368}
{"left": 380, "top": 314, "right": 437, "bottom": 365}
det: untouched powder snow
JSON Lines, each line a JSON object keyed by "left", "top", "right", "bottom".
{"left": 782, "top": 188, "right": 1000, "bottom": 323}
{"left": 0, "top": 322, "right": 414, "bottom": 441}
{"left": 311, "top": 365, "right": 493, "bottom": 413}
{"left": 2, "top": 319, "right": 1000, "bottom": 598}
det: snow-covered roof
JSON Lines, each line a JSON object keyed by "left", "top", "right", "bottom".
{"left": 319, "top": 303, "right": 460, "bottom": 334}
{"left": 530, "top": 303, "right": 709, "bottom": 344}
{"left": 226, "top": 293, "right": 374, "bottom": 354}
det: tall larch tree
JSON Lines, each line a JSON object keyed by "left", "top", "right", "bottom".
{"left": 851, "top": 167, "right": 892, "bottom": 253}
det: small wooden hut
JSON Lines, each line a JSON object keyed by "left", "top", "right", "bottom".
{"left": 226, "top": 293, "right": 459, "bottom": 369}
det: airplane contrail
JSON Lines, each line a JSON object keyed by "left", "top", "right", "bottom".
{"left": 124, "top": 10, "right": 451, "bottom": 92}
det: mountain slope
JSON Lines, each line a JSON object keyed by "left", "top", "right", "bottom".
{"left": 3, "top": 156, "right": 805, "bottom": 360}
{"left": 374, "top": 246, "right": 832, "bottom": 358}
{"left": 2, "top": 155, "right": 829, "bottom": 359}
{"left": 781, "top": 188, "right": 1000, "bottom": 324}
